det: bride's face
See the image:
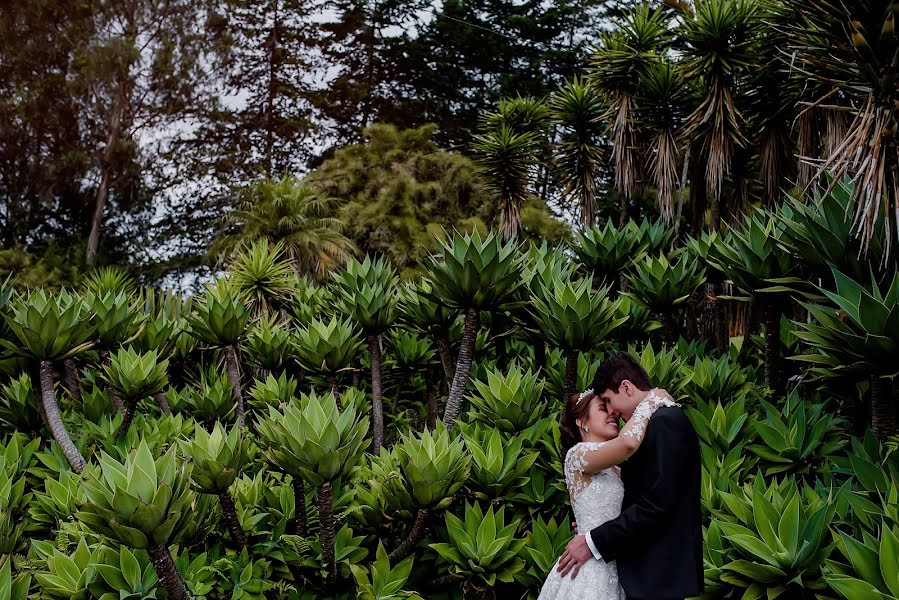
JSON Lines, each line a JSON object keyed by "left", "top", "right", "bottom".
{"left": 580, "top": 397, "right": 620, "bottom": 441}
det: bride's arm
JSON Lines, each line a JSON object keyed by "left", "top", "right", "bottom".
{"left": 576, "top": 389, "right": 672, "bottom": 477}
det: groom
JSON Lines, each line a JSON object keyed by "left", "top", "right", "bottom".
{"left": 557, "top": 351, "right": 702, "bottom": 600}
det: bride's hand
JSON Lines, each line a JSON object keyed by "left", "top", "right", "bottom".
{"left": 652, "top": 387, "right": 674, "bottom": 402}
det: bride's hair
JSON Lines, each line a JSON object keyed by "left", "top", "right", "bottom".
{"left": 560, "top": 390, "right": 598, "bottom": 459}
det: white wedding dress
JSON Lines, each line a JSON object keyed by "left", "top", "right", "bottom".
{"left": 536, "top": 440, "right": 626, "bottom": 600}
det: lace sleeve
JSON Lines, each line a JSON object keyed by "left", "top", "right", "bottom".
{"left": 565, "top": 442, "right": 606, "bottom": 497}
{"left": 620, "top": 389, "right": 679, "bottom": 441}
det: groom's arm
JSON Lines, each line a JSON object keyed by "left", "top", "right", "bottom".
{"left": 588, "top": 409, "right": 692, "bottom": 562}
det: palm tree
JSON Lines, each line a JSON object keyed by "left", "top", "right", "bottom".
{"left": 784, "top": 0, "right": 899, "bottom": 256}
{"left": 472, "top": 125, "right": 540, "bottom": 241}
{"left": 212, "top": 176, "right": 357, "bottom": 279}
{"left": 679, "top": 0, "right": 761, "bottom": 231}
{"left": 186, "top": 280, "right": 250, "bottom": 426}
{"left": 549, "top": 77, "right": 606, "bottom": 228}
{"left": 3, "top": 289, "right": 94, "bottom": 472}
{"left": 637, "top": 57, "right": 688, "bottom": 224}
{"left": 426, "top": 230, "right": 522, "bottom": 430}
{"left": 227, "top": 241, "right": 296, "bottom": 317}
{"left": 333, "top": 255, "right": 397, "bottom": 453}
{"left": 591, "top": 3, "right": 671, "bottom": 224}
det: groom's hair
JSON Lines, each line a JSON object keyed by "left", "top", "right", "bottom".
{"left": 593, "top": 351, "right": 652, "bottom": 393}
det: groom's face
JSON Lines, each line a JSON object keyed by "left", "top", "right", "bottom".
{"left": 599, "top": 381, "right": 635, "bottom": 420}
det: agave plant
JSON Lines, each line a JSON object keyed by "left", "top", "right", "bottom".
{"left": 425, "top": 230, "right": 522, "bottom": 429}
{"left": 397, "top": 280, "right": 460, "bottom": 383}
{"left": 28, "top": 468, "right": 86, "bottom": 533}
{"left": 100, "top": 347, "right": 168, "bottom": 434}
{"left": 748, "top": 391, "right": 847, "bottom": 478}
{"left": 2, "top": 289, "right": 95, "bottom": 471}
{"left": 430, "top": 502, "right": 526, "bottom": 591}
{"left": 247, "top": 372, "right": 297, "bottom": 412}
{"left": 350, "top": 542, "right": 422, "bottom": 600}
{"left": 710, "top": 209, "right": 799, "bottom": 392}
{"left": 779, "top": 178, "right": 887, "bottom": 286}
{"left": 186, "top": 280, "right": 250, "bottom": 425}
{"left": 520, "top": 514, "right": 573, "bottom": 591}
{"left": 227, "top": 240, "right": 296, "bottom": 316}
{"left": 460, "top": 424, "right": 538, "bottom": 500}
{"left": 33, "top": 537, "right": 100, "bottom": 599}
{"left": 571, "top": 221, "right": 643, "bottom": 289}
{"left": 242, "top": 314, "right": 292, "bottom": 374}
{"left": 292, "top": 315, "right": 361, "bottom": 395}
{"left": 627, "top": 342, "right": 686, "bottom": 397}
{"left": 0, "top": 372, "right": 43, "bottom": 435}
{"left": 466, "top": 362, "right": 547, "bottom": 434}
{"left": 182, "top": 422, "right": 248, "bottom": 549}
{"left": 625, "top": 252, "right": 706, "bottom": 343}
{"left": 0, "top": 559, "right": 30, "bottom": 600}
{"left": 530, "top": 275, "right": 625, "bottom": 400}
{"left": 686, "top": 395, "right": 754, "bottom": 458}
{"left": 716, "top": 477, "right": 836, "bottom": 598}
{"left": 826, "top": 520, "right": 899, "bottom": 600}
{"left": 680, "top": 353, "right": 754, "bottom": 404}
{"left": 256, "top": 391, "right": 368, "bottom": 582}
{"left": 630, "top": 218, "right": 677, "bottom": 258}
{"left": 171, "top": 366, "right": 235, "bottom": 425}
{"left": 793, "top": 268, "right": 899, "bottom": 438}
{"left": 76, "top": 442, "right": 195, "bottom": 599}
{"left": 89, "top": 544, "right": 159, "bottom": 600}
{"left": 333, "top": 255, "right": 398, "bottom": 453}
{"left": 0, "top": 454, "right": 29, "bottom": 554}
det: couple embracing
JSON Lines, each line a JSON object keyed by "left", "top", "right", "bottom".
{"left": 537, "top": 351, "right": 703, "bottom": 600}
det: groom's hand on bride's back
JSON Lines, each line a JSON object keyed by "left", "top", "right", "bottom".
{"left": 557, "top": 534, "right": 592, "bottom": 579}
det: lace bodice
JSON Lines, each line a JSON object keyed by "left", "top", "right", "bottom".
{"left": 564, "top": 442, "right": 625, "bottom": 531}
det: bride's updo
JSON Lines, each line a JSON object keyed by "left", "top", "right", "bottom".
{"left": 560, "top": 390, "right": 598, "bottom": 459}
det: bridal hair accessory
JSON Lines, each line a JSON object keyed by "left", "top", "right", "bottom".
{"left": 576, "top": 388, "right": 593, "bottom": 405}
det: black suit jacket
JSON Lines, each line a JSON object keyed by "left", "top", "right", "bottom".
{"left": 589, "top": 406, "right": 703, "bottom": 600}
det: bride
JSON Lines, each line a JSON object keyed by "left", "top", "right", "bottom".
{"left": 537, "top": 387, "right": 674, "bottom": 600}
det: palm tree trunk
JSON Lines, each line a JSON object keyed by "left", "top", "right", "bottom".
{"left": 533, "top": 340, "right": 546, "bottom": 373}
{"left": 63, "top": 358, "right": 81, "bottom": 403}
{"left": 148, "top": 544, "right": 190, "bottom": 600}
{"left": 443, "top": 308, "right": 480, "bottom": 430}
{"left": 871, "top": 377, "right": 896, "bottom": 440}
{"left": 155, "top": 391, "right": 172, "bottom": 416}
{"left": 563, "top": 350, "right": 579, "bottom": 402}
{"left": 224, "top": 345, "right": 245, "bottom": 427}
{"left": 39, "top": 360, "right": 86, "bottom": 473}
{"left": 318, "top": 482, "right": 336, "bottom": 584}
{"left": 218, "top": 492, "right": 246, "bottom": 550}
{"left": 368, "top": 335, "right": 385, "bottom": 453}
{"left": 117, "top": 397, "right": 138, "bottom": 436}
{"left": 293, "top": 477, "right": 307, "bottom": 537}
{"left": 761, "top": 296, "right": 783, "bottom": 394}
{"left": 100, "top": 350, "right": 125, "bottom": 414}
{"left": 388, "top": 508, "right": 429, "bottom": 562}
{"left": 661, "top": 316, "right": 678, "bottom": 346}
{"left": 435, "top": 335, "right": 455, "bottom": 383}
{"left": 426, "top": 377, "right": 437, "bottom": 431}
{"left": 351, "top": 357, "right": 361, "bottom": 388}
